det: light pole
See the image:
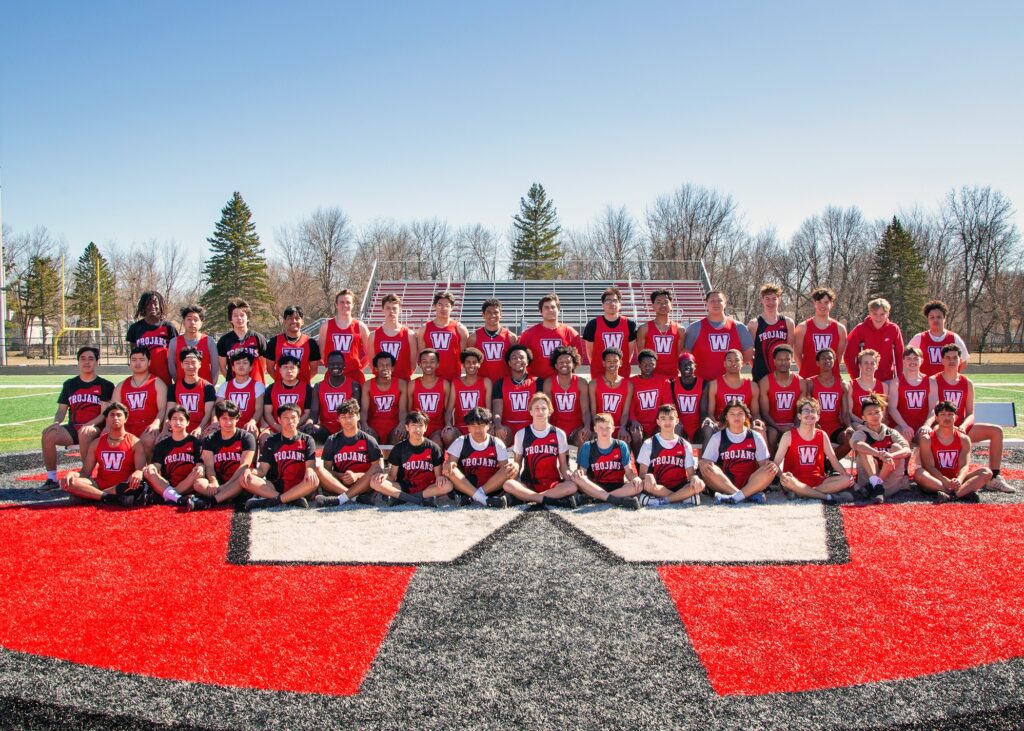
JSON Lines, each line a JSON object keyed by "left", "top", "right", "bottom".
{"left": 0, "top": 167, "right": 7, "bottom": 366}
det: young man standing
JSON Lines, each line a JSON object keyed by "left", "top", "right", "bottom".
{"left": 443, "top": 406, "right": 516, "bottom": 508}
{"left": 262, "top": 354, "right": 313, "bottom": 436}
{"left": 502, "top": 394, "right": 578, "bottom": 508}
{"left": 908, "top": 300, "right": 970, "bottom": 377}
{"left": 637, "top": 405, "right": 706, "bottom": 506}
{"left": 127, "top": 291, "right": 178, "bottom": 386}
{"left": 186, "top": 400, "right": 257, "bottom": 510}
{"left": 361, "top": 351, "right": 408, "bottom": 446}
{"left": 747, "top": 283, "right": 795, "bottom": 384}
{"left": 166, "top": 347, "right": 217, "bottom": 437}
{"left": 542, "top": 345, "right": 592, "bottom": 447}
{"left": 474, "top": 298, "right": 518, "bottom": 384}
{"left": 844, "top": 298, "right": 904, "bottom": 381}
{"left": 491, "top": 344, "right": 539, "bottom": 445}
{"left": 699, "top": 401, "right": 776, "bottom": 504}
{"left": 215, "top": 351, "right": 265, "bottom": 436}
{"left": 416, "top": 291, "right": 470, "bottom": 383}
{"left": 168, "top": 305, "right": 218, "bottom": 384}
{"left": 113, "top": 346, "right": 166, "bottom": 459}
{"left": 315, "top": 398, "right": 385, "bottom": 507}
{"left": 39, "top": 346, "right": 114, "bottom": 491}
{"left": 627, "top": 349, "right": 674, "bottom": 452}
{"left": 370, "top": 411, "right": 451, "bottom": 506}
{"left": 849, "top": 394, "right": 911, "bottom": 503}
{"left": 409, "top": 349, "right": 450, "bottom": 444}
{"left": 917, "top": 402, "right": 992, "bottom": 502}
{"left": 758, "top": 344, "right": 803, "bottom": 454}
{"left": 60, "top": 403, "right": 146, "bottom": 505}
{"left": 241, "top": 404, "right": 318, "bottom": 510}
{"left": 793, "top": 287, "right": 847, "bottom": 380}
{"left": 143, "top": 405, "right": 203, "bottom": 507}
{"left": 319, "top": 288, "right": 371, "bottom": 384}
{"left": 589, "top": 347, "right": 634, "bottom": 442}
{"left": 217, "top": 299, "right": 268, "bottom": 384}
{"left": 265, "top": 305, "right": 320, "bottom": 385}
{"left": 372, "top": 293, "right": 418, "bottom": 382}
{"left": 775, "top": 397, "right": 856, "bottom": 502}
{"left": 306, "top": 351, "right": 361, "bottom": 443}
{"left": 447, "top": 348, "right": 492, "bottom": 446}
{"left": 636, "top": 289, "right": 684, "bottom": 380}
{"left": 583, "top": 286, "right": 636, "bottom": 379}
{"left": 519, "top": 293, "right": 582, "bottom": 380}
{"left": 571, "top": 413, "right": 643, "bottom": 508}
{"left": 684, "top": 290, "right": 754, "bottom": 383}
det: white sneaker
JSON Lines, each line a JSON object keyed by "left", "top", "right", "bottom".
{"left": 985, "top": 475, "right": 1016, "bottom": 493}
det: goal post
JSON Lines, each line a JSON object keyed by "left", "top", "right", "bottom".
{"left": 52, "top": 253, "right": 102, "bottom": 363}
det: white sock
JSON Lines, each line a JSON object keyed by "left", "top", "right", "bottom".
{"left": 163, "top": 488, "right": 181, "bottom": 503}
{"left": 47, "top": 471, "right": 57, "bottom": 481}
{"left": 731, "top": 492, "right": 746, "bottom": 502}
{"left": 337, "top": 494, "right": 350, "bottom": 505}
{"left": 869, "top": 476, "right": 883, "bottom": 487}
{"left": 473, "top": 488, "right": 488, "bottom": 505}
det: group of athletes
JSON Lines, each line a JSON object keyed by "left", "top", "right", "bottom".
{"left": 43, "top": 281, "right": 1014, "bottom": 512}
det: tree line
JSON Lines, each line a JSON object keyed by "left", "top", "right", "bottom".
{"left": 2, "top": 182, "right": 1020, "bottom": 356}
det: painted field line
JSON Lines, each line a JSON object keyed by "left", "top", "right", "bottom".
{"left": 0, "top": 384, "right": 68, "bottom": 389}
{"left": 0, "top": 391, "right": 59, "bottom": 401}
{"left": 0, "top": 417, "right": 52, "bottom": 427}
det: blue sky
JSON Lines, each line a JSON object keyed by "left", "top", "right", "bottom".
{"left": 2, "top": 1, "right": 1022, "bottom": 257}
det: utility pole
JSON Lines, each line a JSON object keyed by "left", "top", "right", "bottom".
{"left": 0, "top": 167, "right": 7, "bottom": 366}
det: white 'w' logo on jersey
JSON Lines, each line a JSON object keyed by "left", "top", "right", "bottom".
{"left": 482, "top": 341, "right": 505, "bottom": 360}
{"left": 277, "top": 393, "right": 299, "bottom": 407}
{"left": 708, "top": 334, "right": 730, "bottom": 352}
{"left": 380, "top": 340, "right": 401, "bottom": 358}
{"left": 430, "top": 331, "right": 452, "bottom": 350}
{"left": 942, "top": 390, "right": 962, "bottom": 409}
{"left": 937, "top": 450, "right": 959, "bottom": 469}
{"left": 798, "top": 445, "right": 818, "bottom": 465}
{"left": 602, "top": 332, "right": 623, "bottom": 350}
{"left": 818, "top": 392, "right": 838, "bottom": 411}
{"left": 100, "top": 451, "right": 125, "bottom": 471}
{"left": 125, "top": 392, "right": 147, "bottom": 410}
{"left": 417, "top": 393, "right": 440, "bottom": 412}
{"left": 928, "top": 346, "right": 943, "bottom": 364}
{"left": 554, "top": 392, "right": 577, "bottom": 412}
{"left": 229, "top": 392, "right": 250, "bottom": 411}
{"left": 508, "top": 391, "right": 530, "bottom": 411}
{"left": 637, "top": 389, "right": 660, "bottom": 410}
{"left": 813, "top": 334, "right": 833, "bottom": 352}
{"left": 541, "top": 338, "right": 561, "bottom": 357}
{"left": 602, "top": 393, "right": 622, "bottom": 412}
{"left": 178, "top": 393, "right": 199, "bottom": 412}
{"left": 653, "top": 335, "right": 674, "bottom": 354}
{"left": 374, "top": 395, "right": 395, "bottom": 411}
{"left": 676, "top": 394, "right": 697, "bottom": 413}
{"left": 282, "top": 347, "right": 304, "bottom": 360}
{"left": 458, "top": 390, "right": 480, "bottom": 410}
{"left": 324, "top": 392, "right": 346, "bottom": 412}
{"left": 775, "top": 392, "right": 795, "bottom": 411}
{"left": 905, "top": 390, "right": 926, "bottom": 409}
{"left": 332, "top": 334, "right": 353, "bottom": 352}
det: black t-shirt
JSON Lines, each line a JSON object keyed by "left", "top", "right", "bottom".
{"left": 201, "top": 429, "right": 257, "bottom": 482}
{"left": 126, "top": 319, "right": 178, "bottom": 348}
{"left": 582, "top": 316, "right": 638, "bottom": 342}
{"left": 322, "top": 429, "right": 383, "bottom": 474}
{"left": 58, "top": 376, "right": 115, "bottom": 428}
{"left": 387, "top": 438, "right": 444, "bottom": 493}
{"left": 259, "top": 432, "right": 316, "bottom": 489}
{"left": 152, "top": 435, "right": 202, "bottom": 485}
{"left": 217, "top": 330, "right": 267, "bottom": 359}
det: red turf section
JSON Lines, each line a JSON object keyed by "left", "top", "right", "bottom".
{"left": 0, "top": 505, "right": 414, "bottom": 695}
{"left": 660, "top": 505, "right": 1024, "bottom": 695}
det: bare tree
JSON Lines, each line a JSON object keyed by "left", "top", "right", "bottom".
{"left": 410, "top": 218, "right": 456, "bottom": 280}
{"left": 271, "top": 207, "right": 354, "bottom": 318}
{"left": 455, "top": 224, "right": 499, "bottom": 279}
{"left": 646, "top": 184, "right": 745, "bottom": 280}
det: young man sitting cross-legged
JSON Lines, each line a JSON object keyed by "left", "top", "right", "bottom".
{"left": 60, "top": 402, "right": 147, "bottom": 506}
{"left": 570, "top": 412, "right": 643, "bottom": 509}
{"left": 502, "top": 393, "right": 578, "bottom": 508}
{"left": 916, "top": 401, "right": 992, "bottom": 503}
{"left": 699, "top": 400, "right": 777, "bottom": 505}
{"left": 370, "top": 411, "right": 451, "bottom": 506}
{"left": 186, "top": 399, "right": 257, "bottom": 511}
{"left": 142, "top": 405, "right": 203, "bottom": 507}
{"left": 848, "top": 393, "right": 911, "bottom": 504}
{"left": 443, "top": 406, "right": 517, "bottom": 508}
{"left": 637, "top": 404, "right": 706, "bottom": 506}
{"left": 240, "top": 403, "right": 319, "bottom": 510}
{"left": 774, "top": 396, "right": 856, "bottom": 502}
{"left": 315, "top": 398, "right": 384, "bottom": 507}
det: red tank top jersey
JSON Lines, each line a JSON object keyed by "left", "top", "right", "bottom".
{"left": 918, "top": 331, "right": 956, "bottom": 377}
{"left": 715, "top": 429, "right": 759, "bottom": 488}
{"left": 929, "top": 431, "right": 963, "bottom": 479}
{"left": 672, "top": 378, "right": 704, "bottom": 437}
{"left": 645, "top": 321, "right": 682, "bottom": 379}
{"left": 373, "top": 326, "right": 413, "bottom": 381}
{"left": 93, "top": 432, "right": 139, "bottom": 489}
{"left": 271, "top": 334, "right": 315, "bottom": 384}
{"left": 522, "top": 323, "right": 579, "bottom": 379}
{"left": 223, "top": 378, "right": 260, "bottom": 426}
{"left": 784, "top": 428, "right": 828, "bottom": 487}
{"left": 933, "top": 373, "right": 969, "bottom": 426}
{"left": 800, "top": 319, "right": 841, "bottom": 379}
{"left": 457, "top": 436, "right": 501, "bottom": 487}
{"left": 268, "top": 380, "right": 309, "bottom": 418}
{"left": 131, "top": 322, "right": 174, "bottom": 385}
{"left": 647, "top": 437, "right": 691, "bottom": 489}
{"left": 318, "top": 379, "right": 356, "bottom": 435}
{"left": 550, "top": 375, "right": 584, "bottom": 434}
{"left": 121, "top": 376, "right": 160, "bottom": 437}
{"left": 521, "top": 427, "right": 562, "bottom": 491}
{"left": 423, "top": 320, "right": 463, "bottom": 381}
{"left": 594, "top": 377, "right": 630, "bottom": 428}
{"left": 767, "top": 373, "right": 803, "bottom": 426}
{"left": 173, "top": 336, "right": 214, "bottom": 383}
{"left": 692, "top": 318, "right": 742, "bottom": 382}
{"left": 850, "top": 378, "right": 886, "bottom": 421}
{"left": 500, "top": 377, "right": 539, "bottom": 432}
{"left": 630, "top": 376, "right": 672, "bottom": 434}
{"left": 895, "top": 375, "right": 930, "bottom": 431}
{"left": 452, "top": 378, "right": 489, "bottom": 434}
{"left": 173, "top": 378, "right": 214, "bottom": 432}
{"left": 713, "top": 376, "right": 753, "bottom": 421}
{"left": 590, "top": 318, "right": 633, "bottom": 379}
{"left": 585, "top": 441, "right": 628, "bottom": 487}
{"left": 367, "top": 379, "right": 401, "bottom": 438}
{"left": 323, "top": 319, "right": 367, "bottom": 383}
{"left": 475, "top": 327, "right": 514, "bottom": 383}
{"left": 411, "top": 378, "right": 446, "bottom": 434}
{"left": 810, "top": 376, "right": 844, "bottom": 436}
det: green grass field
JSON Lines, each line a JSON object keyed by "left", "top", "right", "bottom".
{"left": 1, "top": 372, "right": 1021, "bottom": 454}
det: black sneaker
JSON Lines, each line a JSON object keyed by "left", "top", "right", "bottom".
{"left": 99, "top": 493, "right": 120, "bottom": 506}
{"left": 486, "top": 494, "right": 508, "bottom": 509}
{"left": 315, "top": 495, "right": 341, "bottom": 508}
{"left": 454, "top": 492, "right": 473, "bottom": 507}
{"left": 421, "top": 497, "right": 437, "bottom": 508}
{"left": 35, "top": 478, "right": 61, "bottom": 494}
{"left": 545, "top": 495, "right": 577, "bottom": 509}
{"left": 615, "top": 496, "right": 641, "bottom": 510}
{"left": 185, "top": 495, "right": 215, "bottom": 512}
{"left": 575, "top": 493, "right": 595, "bottom": 507}
{"left": 287, "top": 497, "right": 309, "bottom": 509}
{"left": 354, "top": 492, "right": 375, "bottom": 505}
{"left": 244, "top": 497, "right": 279, "bottom": 511}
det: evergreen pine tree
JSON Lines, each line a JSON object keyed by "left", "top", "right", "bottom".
{"left": 200, "top": 192, "right": 272, "bottom": 327}
{"left": 20, "top": 255, "right": 62, "bottom": 347}
{"left": 869, "top": 217, "right": 928, "bottom": 336}
{"left": 69, "top": 242, "right": 118, "bottom": 330}
{"left": 510, "top": 183, "right": 563, "bottom": 279}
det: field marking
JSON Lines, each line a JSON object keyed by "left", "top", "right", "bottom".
{"left": 974, "top": 384, "right": 1024, "bottom": 394}
{"left": 0, "top": 391, "right": 59, "bottom": 401}
{"left": 0, "top": 417, "right": 52, "bottom": 427}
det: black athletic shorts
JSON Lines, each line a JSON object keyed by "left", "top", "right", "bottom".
{"left": 829, "top": 427, "right": 846, "bottom": 445}
{"left": 62, "top": 424, "right": 80, "bottom": 445}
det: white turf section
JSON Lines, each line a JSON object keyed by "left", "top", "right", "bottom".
{"left": 247, "top": 503, "right": 831, "bottom": 564}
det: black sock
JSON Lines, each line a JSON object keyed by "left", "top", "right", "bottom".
{"left": 607, "top": 495, "right": 624, "bottom": 506}
{"left": 992, "top": 469, "right": 1001, "bottom": 477}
